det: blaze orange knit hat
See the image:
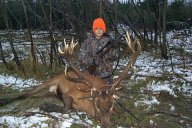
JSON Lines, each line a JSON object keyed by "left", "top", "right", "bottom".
{"left": 92, "top": 18, "right": 106, "bottom": 33}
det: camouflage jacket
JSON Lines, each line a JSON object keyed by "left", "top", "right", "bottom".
{"left": 78, "top": 34, "right": 117, "bottom": 80}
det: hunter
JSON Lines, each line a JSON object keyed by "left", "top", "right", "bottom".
{"left": 78, "top": 18, "right": 117, "bottom": 84}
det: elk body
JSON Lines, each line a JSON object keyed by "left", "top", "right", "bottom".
{"left": 0, "top": 32, "right": 141, "bottom": 128}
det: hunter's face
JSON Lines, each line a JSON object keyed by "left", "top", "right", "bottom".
{"left": 94, "top": 28, "right": 104, "bottom": 39}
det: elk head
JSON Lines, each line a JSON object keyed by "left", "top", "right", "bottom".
{"left": 58, "top": 32, "right": 141, "bottom": 128}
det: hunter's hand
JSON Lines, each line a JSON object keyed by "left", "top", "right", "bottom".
{"left": 92, "top": 55, "right": 103, "bottom": 66}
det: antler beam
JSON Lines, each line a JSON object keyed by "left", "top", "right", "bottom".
{"left": 111, "top": 31, "right": 141, "bottom": 91}
{"left": 58, "top": 38, "right": 93, "bottom": 88}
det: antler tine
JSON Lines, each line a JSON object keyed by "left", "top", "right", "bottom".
{"left": 58, "top": 38, "right": 69, "bottom": 54}
{"left": 68, "top": 38, "right": 73, "bottom": 55}
{"left": 111, "top": 32, "right": 141, "bottom": 91}
{"left": 71, "top": 38, "right": 78, "bottom": 49}
{"left": 69, "top": 37, "right": 78, "bottom": 55}
{"left": 64, "top": 38, "right": 69, "bottom": 54}
{"left": 125, "top": 31, "right": 137, "bottom": 53}
{"left": 125, "top": 31, "right": 132, "bottom": 51}
{"left": 58, "top": 45, "right": 64, "bottom": 54}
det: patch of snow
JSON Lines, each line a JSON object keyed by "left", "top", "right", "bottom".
{"left": 177, "top": 82, "right": 192, "bottom": 96}
{"left": 149, "top": 119, "right": 154, "bottom": 124}
{"left": 0, "top": 74, "right": 40, "bottom": 90}
{"left": 0, "top": 115, "right": 50, "bottom": 128}
{"left": 0, "top": 108, "right": 97, "bottom": 128}
{"left": 148, "top": 80, "right": 177, "bottom": 97}
{"left": 135, "top": 96, "right": 160, "bottom": 107}
{"left": 170, "top": 105, "right": 175, "bottom": 112}
{"left": 57, "top": 118, "right": 74, "bottom": 128}
{"left": 144, "top": 80, "right": 192, "bottom": 97}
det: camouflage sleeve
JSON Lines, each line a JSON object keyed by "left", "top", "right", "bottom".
{"left": 78, "top": 39, "right": 93, "bottom": 65}
{"left": 105, "top": 39, "right": 118, "bottom": 62}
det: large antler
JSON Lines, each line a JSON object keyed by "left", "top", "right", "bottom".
{"left": 58, "top": 37, "right": 78, "bottom": 55}
{"left": 111, "top": 32, "right": 141, "bottom": 91}
{"left": 58, "top": 38, "right": 94, "bottom": 88}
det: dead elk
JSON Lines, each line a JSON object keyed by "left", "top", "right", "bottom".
{"left": 0, "top": 32, "right": 141, "bottom": 128}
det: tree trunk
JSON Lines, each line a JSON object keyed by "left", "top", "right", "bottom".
{"left": 113, "top": 0, "right": 118, "bottom": 37}
{"left": 0, "top": 41, "right": 13, "bottom": 70}
{"left": 4, "top": 3, "right": 25, "bottom": 74}
{"left": 154, "top": 16, "right": 158, "bottom": 44}
{"left": 40, "top": 0, "right": 57, "bottom": 67}
{"left": 49, "top": 0, "right": 57, "bottom": 67}
{"left": 161, "top": 0, "right": 168, "bottom": 59}
{"left": 99, "top": 0, "right": 103, "bottom": 18}
{"left": 131, "top": 0, "right": 149, "bottom": 50}
{"left": 22, "top": 0, "right": 37, "bottom": 71}
{"left": 154, "top": 1, "right": 159, "bottom": 44}
{"left": 158, "top": 0, "right": 162, "bottom": 53}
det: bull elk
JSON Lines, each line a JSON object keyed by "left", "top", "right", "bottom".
{"left": 0, "top": 32, "right": 141, "bottom": 128}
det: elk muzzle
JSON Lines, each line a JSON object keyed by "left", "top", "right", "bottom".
{"left": 94, "top": 90, "right": 115, "bottom": 128}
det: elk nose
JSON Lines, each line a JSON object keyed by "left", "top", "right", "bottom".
{"left": 101, "top": 115, "right": 111, "bottom": 128}
{"left": 101, "top": 123, "right": 111, "bottom": 128}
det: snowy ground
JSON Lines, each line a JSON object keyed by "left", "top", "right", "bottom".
{"left": 0, "top": 109, "right": 94, "bottom": 128}
{"left": 0, "top": 74, "right": 40, "bottom": 90}
{"left": 0, "top": 30, "right": 192, "bottom": 127}
{"left": 1, "top": 50, "right": 191, "bottom": 127}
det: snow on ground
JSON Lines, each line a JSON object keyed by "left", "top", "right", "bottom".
{"left": 167, "top": 30, "right": 192, "bottom": 53}
{"left": 134, "top": 95, "right": 160, "bottom": 107}
{"left": 0, "top": 40, "right": 51, "bottom": 63}
{"left": 1, "top": 48, "right": 191, "bottom": 126}
{"left": 0, "top": 108, "right": 95, "bottom": 128}
{"left": 134, "top": 51, "right": 192, "bottom": 96}
{"left": 0, "top": 30, "right": 192, "bottom": 127}
{"left": 146, "top": 80, "right": 192, "bottom": 97}
{"left": 0, "top": 74, "right": 40, "bottom": 90}
{"left": 118, "top": 50, "right": 192, "bottom": 83}
{"left": 118, "top": 35, "right": 192, "bottom": 106}
{"left": 0, "top": 115, "right": 50, "bottom": 128}
{"left": 134, "top": 51, "right": 192, "bottom": 81}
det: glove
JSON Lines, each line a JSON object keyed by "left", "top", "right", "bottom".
{"left": 87, "top": 64, "right": 97, "bottom": 75}
{"left": 92, "top": 55, "right": 103, "bottom": 66}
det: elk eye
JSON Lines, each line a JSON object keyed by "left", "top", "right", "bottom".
{"left": 93, "top": 91, "right": 99, "bottom": 97}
